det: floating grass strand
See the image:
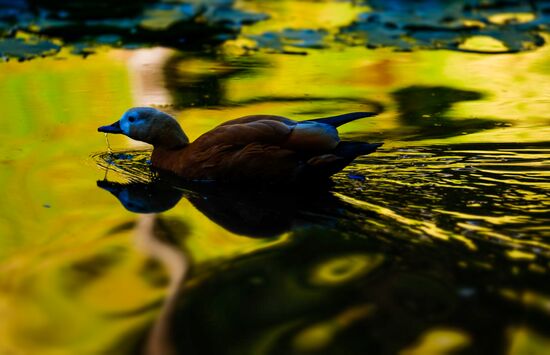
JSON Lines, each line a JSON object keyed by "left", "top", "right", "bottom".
{"left": 104, "top": 133, "right": 112, "bottom": 155}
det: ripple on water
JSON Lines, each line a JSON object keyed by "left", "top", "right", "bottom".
{"left": 334, "top": 143, "right": 550, "bottom": 257}
{"left": 92, "top": 149, "right": 154, "bottom": 183}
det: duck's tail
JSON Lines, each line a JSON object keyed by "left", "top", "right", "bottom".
{"left": 307, "top": 112, "right": 378, "bottom": 127}
{"left": 333, "top": 141, "right": 383, "bottom": 159}
{"left": 301, "top": 141, "right": 383, "bottom": 182}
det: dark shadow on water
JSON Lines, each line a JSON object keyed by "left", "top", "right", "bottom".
{"left": 391, "top": 85, "right": 507, "bottom": 140}
{"left": 394, "top": 85, "right": 482, "bottom": 124}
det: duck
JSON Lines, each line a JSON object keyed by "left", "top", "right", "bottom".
{"left": 98, "top": 107, "right": 382, "bottom": 184}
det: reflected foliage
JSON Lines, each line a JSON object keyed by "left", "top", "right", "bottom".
{"left": 239, "top": 0, "right": 550, "bottom": 55}
{"left": 4, "top": 0, "right": 550, "bottom": 60}
{"left": 0, "top": 0, "right": 267, "bottom": 60}
{"left": 390, "top": 85, "right": 506, "bottom": 140}
{"left": 162, "top": 53, "right": 261, "bottom": 108}
{"left": 162, "top": 53, "right": 385, "bottom": 111}
{"left": 339, "top": 0, "right": 550, "bottom": 53}
{"left": 0, "top": 37, "right": 60, "bottom": 60}
{"left": 164, "top": 230, "right": 550, "bottom": 355}
{"left": 248, "top": 29, "right": 328, "bottom": 55}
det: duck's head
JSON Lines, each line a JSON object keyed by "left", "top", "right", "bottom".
{"left": 98, "top": 107, "right": 189, "bottom": 148}
{"left": 97, "top": 180, "right": 184, "bottom": 213}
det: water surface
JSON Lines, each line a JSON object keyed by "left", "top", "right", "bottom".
{"left": 0, "top": 1, "right": 550, "bottom": 354}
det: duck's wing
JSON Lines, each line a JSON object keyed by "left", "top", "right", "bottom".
{"left": 197, "top": 116, "right": 341, "bottom": 153}
{"left": 180, "top": 119, "right": 324, "bottom": 182}
{"left": 194, "top": 119, "right": 294, "bottom": 148}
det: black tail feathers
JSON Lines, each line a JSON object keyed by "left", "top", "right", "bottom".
{"left": 307, "top": 112, "right": 378, "bottom": 127}
{"left": 333, "top": 141, "right": 382, "bottom": 160}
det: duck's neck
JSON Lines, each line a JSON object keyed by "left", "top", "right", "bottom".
{"left": 151, "top": 144, "right": 188, "bottom": 173}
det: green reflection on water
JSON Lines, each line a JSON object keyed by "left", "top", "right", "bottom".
{"left": 0, "top": 3, "right": 549, "bottom": 355}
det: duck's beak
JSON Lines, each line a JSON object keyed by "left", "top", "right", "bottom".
{"left": 97, "top": 180, "right": 122, "bottom": 196}
{"left": 98, "top": 121, "right": 122, "bottom": 134}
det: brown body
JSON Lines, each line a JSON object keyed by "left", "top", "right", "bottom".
{"left": 98, "top": 108, "right": 381, "bottom": 184}
{"left": 151, "top": 115, "right": 369, "bottom": 184}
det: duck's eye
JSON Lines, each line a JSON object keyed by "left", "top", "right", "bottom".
{"left": 128, "top": 116, "right": 135, "bottom": 123}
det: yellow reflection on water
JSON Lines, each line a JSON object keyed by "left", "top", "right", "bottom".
{"left": 164, "top": 199, "right": 290, "bottom": 263}
{"left": 508, "top": 327, "right": 550, "bottom": 355}
{"left": 238, "top": 0, "right": 368, "bottom": 33}
{"left": 218, "top": 44, "right": 550, "bottom": 145}
{"left": 459, "top": 36, "right": 509, "bottom": 53}
{"left": 293, "top": 304, "right": 375, "bottom": 352}
{"left": 401, "top": 328, "right": 471, "bottom": 355}
{"left": 488, "top": 13, "right": 536, "bottom": 25}
{"left": 309, "top": 254, "right": 384, "bottom": 286}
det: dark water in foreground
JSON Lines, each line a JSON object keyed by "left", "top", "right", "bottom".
{"left": 91, "top": 139, "right": 550, "bottom": 354}
{"left": 1, "top": 1, "right": 550, "bottom": 354}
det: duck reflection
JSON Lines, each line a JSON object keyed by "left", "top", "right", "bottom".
{"left": 98, "top": 180, "right": 183, "bottom": 214}
{"left": 97, "top": 178, "right": 343, "bottom": 238}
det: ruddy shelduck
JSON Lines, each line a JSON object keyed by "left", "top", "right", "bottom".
{"left": 98, "top": 107, "right": 381, "bottom": 184}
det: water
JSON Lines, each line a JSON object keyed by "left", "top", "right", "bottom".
{"left": 1, "top": 1, "right": 550, "bottom": 354}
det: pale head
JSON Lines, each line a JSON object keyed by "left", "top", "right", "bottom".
{"left": 98, "top": 107, "right": 189, "bottom": 149}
